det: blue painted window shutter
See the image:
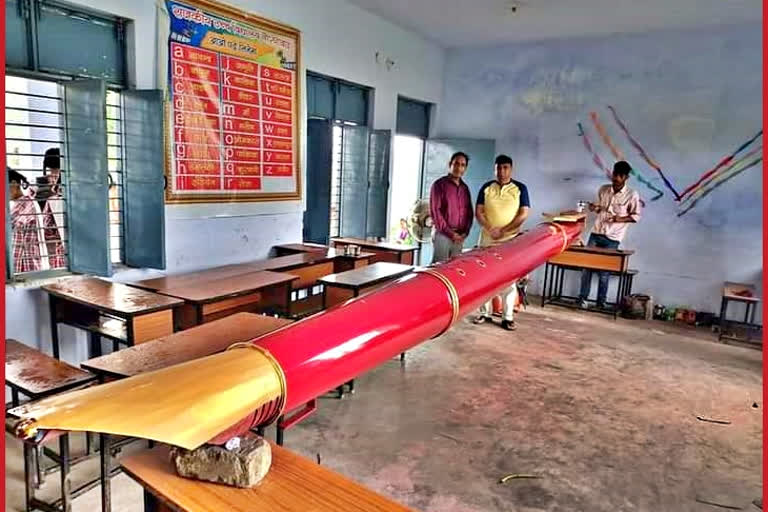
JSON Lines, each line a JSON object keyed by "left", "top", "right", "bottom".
{"left": 123, "top": 90, "right": 166, "bottom": 269}
{"left": 63, "top": 79, "right": 111, "bottom": 276}
{"left": 366, "top": 130, "right": 391, "bottom": 238}
{"left": 340, "top": 125, "right": 370, "bottom": 238}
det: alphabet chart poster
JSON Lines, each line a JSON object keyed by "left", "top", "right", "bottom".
{"left": 164, "top": 0, "right": 301, "bottom": 202}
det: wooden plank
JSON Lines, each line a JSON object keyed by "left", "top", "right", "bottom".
{"left": 43, "top": 278, "right": 183, "bottom": 317}
{"left": 548, "top": 250, "right": 628, "bottom": 272}
{"left": 202, "top": 291, "right": 262, "bottom": 317}
{"left": 324, "top": 287, "right": 355, "bottom": 308}
{"left": 288, "top": 262, "right": 334, "bottom": 289}
{"left": 121, "top": 444, "right": 414, "bottom": 512}
{"left": 81, "top": 313, "right": 292, "bottom": 379}
{"left": 132, "top": 310, "right": 175, "bottom": 344}
{"left": 318, "top": 262, "right": 414, "bottom": 290}
{"left": 6, "top": 339, "right": 96, "bottom": 397}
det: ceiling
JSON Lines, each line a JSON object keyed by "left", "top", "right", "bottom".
{"left": 346, "top": 0, "right": 761, "bottom": 48}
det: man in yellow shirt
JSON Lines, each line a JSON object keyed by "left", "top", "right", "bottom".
{"left": 472, "top": 154, "right": 531, "bottom": 330}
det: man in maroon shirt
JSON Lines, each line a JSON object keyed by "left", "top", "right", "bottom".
{"left": 429, "top": 151, "right": 473, "bottom": 263}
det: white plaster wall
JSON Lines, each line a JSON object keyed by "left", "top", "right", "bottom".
{"left": 5, "top": 0, "right": 445, "bottom": 362}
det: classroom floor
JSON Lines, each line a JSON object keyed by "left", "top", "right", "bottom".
{"left": 5, "top": 304, "right": 763, "bottom": 512}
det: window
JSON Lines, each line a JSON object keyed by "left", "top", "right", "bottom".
{"left": 6, "top": 0, "right": 126, "bottom": 85}
{"left": 6, "top": 2, "right": 166, "bottom": 279}
{"left": 5, "top": 76, "right": 128, "bottom": 278}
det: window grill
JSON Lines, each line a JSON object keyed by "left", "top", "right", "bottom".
{"left": 5, "top": 75, "right": 68, "bottom": 276}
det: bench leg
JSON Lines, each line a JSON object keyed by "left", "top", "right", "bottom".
{"left": 101, "top": 434, "right": 112, "bottom": 512}
{"left": 49, "top": 297, "right": 60, "bottom": 360}
{"left": 60, "top": 434, "right": 72, "bottom": 512}
{"left": 24, "top": 442, "right": 35, "bottom": 512}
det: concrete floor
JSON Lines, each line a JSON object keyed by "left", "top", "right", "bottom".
{"left": 5, "top": 305, "right": 763, "bottom": 511}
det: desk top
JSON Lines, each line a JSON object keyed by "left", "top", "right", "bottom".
{"left": 156, "top": 271, "right": 298, "bottom": 304}
{"left": 6, "top": 339, "right": 96, "bottom": 396}
{"left": 723, "top": 282, "right": 760, "bottom": 302}
{"left": 121, "top": 444, "right": 413, "bottom": 512}
{"left": 331, "top": 237, "right": 418, "bottom": 253}
{"left": 44, "top": 278, "right": 183, "bottom": 317}
{"left": 133, "top": 251, "right": 373, "bottom": 293}
{"left": 273, "top": 242, "right": 329, "bottom": 253}
{"left": 81, "top": 313, "right": 292, "bottom": 379}
{"left": 565, "top": 245, "right": 634, "bottom": 256}
{"left": 319, "top": 262, "right": 414, "bottom": 290}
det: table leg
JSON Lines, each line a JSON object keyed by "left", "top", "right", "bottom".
{"left": 400, "top": 352, "right": 406, "bottom": 362}
{"left": 60, "top": 434, "right": 72, "bottom": 512}
{"left": 614, "top": 272, "right": 624, "bottom": 320}
{"left": 49, "top": 296, "right": 60, "bottom": 360}
{"left": 744, "top": 302, "right": 753, "bottom": 342}
{"left": 556, "top": 267, "right": 565, "bottom": 299}
{"left": 89, "top": 332, "right": 102, "bottom": 359}
{"left": 11, "top": 388, "right": 19, "bottom": 408}
{"left": 35, "top": 445, "right": 44, "bottom": 488}
{"left": 101, "top": 434, "right": 112, "bottom": 512}
{"left": 718, "top": 297, "right": 728, "bottom": 342}
{"left": 143, "top": 490, "right": 158, "bottom": 512}
{"left": 541, "top": 264, "right": 549, "bottom": 307}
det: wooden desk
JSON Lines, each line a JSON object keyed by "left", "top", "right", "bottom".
{"left": 121, "top": 444, "right": 413, "bottom": 512}
{"left": 719, "top": 282, "right": 761, "bottom": 344}
{"left": 43, "top": 278, "right": 183, "bottom": 359}
{"left": 133, "top": 251, "right": 371, "bottom": 294}
{"left": 542, "top": 246, "right": 635, "bottom": 320}
{"left": 319, "top": 262, "right": 415, "bottom": 308}
{"left": 154, "top": 271, "right": 298, "bottom": 329}
{"left": 81, "top": 313, "right": 292, "bottom": 381}
{"left": 331, "top": 237, "right": 418, "bottom": 265}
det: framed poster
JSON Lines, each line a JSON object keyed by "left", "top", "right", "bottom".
{"left": 164, "top": 0, "right": 301, "bottom": 203}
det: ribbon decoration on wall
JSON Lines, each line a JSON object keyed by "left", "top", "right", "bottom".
{"left": 607, "top": 105, "right": 682, "bottom": 200}
{"left": 589, "top": 111, "right": 664, "bottom": 201}
{"left": 677, "top": 130, "right": 763, "bottom": 201}
{"left": 577, "top": 122, "right": 611, "bottom": 179}
{"left": 677, "top": 152, "right": 763, "bottom": 217}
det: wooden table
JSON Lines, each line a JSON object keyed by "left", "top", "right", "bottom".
{"left": 43, "top": 278, "right": 184, "bottom": 359}
{"left": 81, "top": 313, "right": 292, "bottom": 381}
{"left": 541, "top": 246, "right": 635, "bottom": 319}
{"left": 719, "top": 282, "right": 761, "bottom": 344}
{"left": 133, "top": 251, "right": 373, "bottom": 319}
{"left": 133, "top": 251, "right": 372, "bottom": 294}
{"left": 121, "top": 444, "right": 413, "bottom": 512}
{"left": 319, "top": 262, "right": 415, "bottom": 308}
{"left": 331, "top": 237, "right": 418, "bottom": 265}
{"left": 152, "top": 271, "right": 298, "bottom": 329}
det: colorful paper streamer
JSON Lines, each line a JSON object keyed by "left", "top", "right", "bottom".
{"left": 678, "top": 130, "right": 763, "bottom": 200}
{"left": 677, "top": 156, "right": 762, "bottom": 216}
{"left": 607, "top": 105, "right": 682, "bottom": 200}
{"left": 577, "top": 122, "right": 611, "bottom": 179}
{"left": 590, "top": 112, "right": 664, "bottom": 201}
{"left": 679, "top": 145, "right": 763, "bottom": 208}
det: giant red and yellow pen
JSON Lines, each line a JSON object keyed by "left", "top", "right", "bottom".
{"left": 12, "top": 220, "right": 583, "bottom": 450}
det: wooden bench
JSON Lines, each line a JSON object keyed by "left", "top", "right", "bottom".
{"left": 122, "top": 444, "right": 414, "bottom": 512}
{"left": 6, "top": 339, "right": 99, "bottom": 512}
{"left": 719, "top": 282, "right": 761, "bottom": 344}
